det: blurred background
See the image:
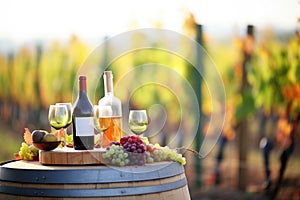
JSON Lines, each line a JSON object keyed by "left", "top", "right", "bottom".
{"left": 0, "top": 0, "right": 300, "bottom": 199}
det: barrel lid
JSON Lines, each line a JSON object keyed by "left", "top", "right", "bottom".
{"left": 1, "top": 160, "right": 184, "bottom": 184}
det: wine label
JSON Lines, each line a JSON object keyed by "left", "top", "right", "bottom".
{"left": 75, "top": 117, "right": 94, "bottom": 136}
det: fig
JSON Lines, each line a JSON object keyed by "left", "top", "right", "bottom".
{"left": 42, "top": 133, "right": 57, "bottom": 142}
{"left": 31, "top": 130, "right": 47, "bottom": 143}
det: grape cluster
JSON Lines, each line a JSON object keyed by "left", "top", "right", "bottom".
{"left": 120, "top": 135, "right": 147, "bottom": 165}
{"left": 18, "top": 142, "right": 38, "bottom": 161}
{"left": 146, "top": 144, "right": 186, "bottom": 165}
{"left": 102, "top": 144, "right": 129, "bottom": 166}
{"left": 120, "top": 136, "right": 146, "bottom": 153}
{"left": 102, "top": 135, "right": 186, "bottom": 166}
{"left": 140, "top": 136, "right": 149, "bottom": 145}
{"left": 145, "top": 151, "right": 154, "bottom": 163}
{"left": 110, "top": 142, "right": 120, "bottom": 146}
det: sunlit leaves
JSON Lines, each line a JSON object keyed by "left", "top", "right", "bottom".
{"left": 235, "top": 88, "right": 255, "bottom": 120}
{"left": 249, "top": 31, "right": 300, "bottom": 117}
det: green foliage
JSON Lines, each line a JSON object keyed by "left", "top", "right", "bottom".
{"left": 249, "top": 32, "right": 300, "bottom": 116}
{"left": 0, "top": 127, "right": 22, "bottom": 162}
{"left": 235, "top": 88, "right": 255, "bottom": 121}
{"left": 0, "top": 29, "right": 298, "bottom": 130}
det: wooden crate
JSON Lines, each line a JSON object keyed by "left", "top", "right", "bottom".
{"left": 39, "top": 148, "right": 107, "bottom": 165}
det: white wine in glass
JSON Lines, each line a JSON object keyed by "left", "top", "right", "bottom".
{"left": 129, "top": 110, "right": 148, "bottom": 135}
{"left": 56, "top": 103, "right": 72, "bottom": 128}
{"left": 56, "top": 103, "right": 72, "bottom": 147}
{"left": 48, "top": 105, "right": 68, "bottom": 145}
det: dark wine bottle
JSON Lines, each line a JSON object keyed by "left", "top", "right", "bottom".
{"left": 72, "top": 76, "right": 94, "bottom": 150}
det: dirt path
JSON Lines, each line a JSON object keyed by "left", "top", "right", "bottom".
{"left": 185, "top": 142, "right": 300, "bottom": 200}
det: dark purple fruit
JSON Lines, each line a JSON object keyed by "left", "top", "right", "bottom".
{"left": 42, "top": 133, "right": 57, "bottom": 142}
{"left": 31, "top": 130, "right": 47, "bottom": 143}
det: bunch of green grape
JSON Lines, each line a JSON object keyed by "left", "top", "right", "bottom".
{"left": 150, "top": 145, "right": 186, "bottom": 165}
{"left": 103, "top": 136, "right": 186, "bottom": 166}
{"left": 145, "top": 151, "right": 154, "bottom": 163}
{"left": 140, "top": 136, "right": 150, "bottom": 145}
{"left": 102, "top": 144, "right": 130, "bottom": 166}
{"left": 18, "top": 142, "right": 38, "bottom": 161}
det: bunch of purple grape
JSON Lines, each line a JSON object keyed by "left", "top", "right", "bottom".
{"left": 120, "top": 135, "right": 147, "bottom": 165}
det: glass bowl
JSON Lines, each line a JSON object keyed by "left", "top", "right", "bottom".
{"left": 33, "top": 141, "right": 61, "bottom": 151}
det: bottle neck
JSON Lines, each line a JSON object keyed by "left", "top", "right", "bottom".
{"left": 104, "top": 72, "right": 114, "bottom": 96}
{"left": 79, "top": 76, "right": 87, "bottom": 96}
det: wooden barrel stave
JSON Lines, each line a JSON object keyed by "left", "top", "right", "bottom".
{"left": 0, "top": 161, "right": 190, "bottom": 200}
{"left": 1, "top": 185, "right": 189, "bottom": 200}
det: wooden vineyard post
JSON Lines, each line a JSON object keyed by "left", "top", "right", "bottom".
{"left": 194, "top": 23, "right": 204, "bottom": 187}
{"left": 34, "top": 44, "right": 43, "bottom": 127}
{"left": 238, "top": 25, "right": 255, "bottom": 191}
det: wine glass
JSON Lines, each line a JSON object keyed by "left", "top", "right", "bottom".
{"left": 93, "top": 105, "right": 101, "bottom": 148}
{"left": 94, "top": 105, "right": 113, "bottom": 148}
{"left": 48, "top": 105, "right": 69, "bottom": 146}
{"left": 93, "top": 105, "right": 113, "bottom": 132}
{"left": 56, "top": 103, "right": 72, "bottom": 147}
{"left": 98, "top": 105, "right": 113, "bottom": 132}
{"left": 129, "top": 110, "right": 148, "bottom": 135}
{"left": 93, "top": 105, "right": 101, "bottom": 132}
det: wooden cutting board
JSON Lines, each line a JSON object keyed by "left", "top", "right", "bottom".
{"left": 39, "top": 148, "right": 108, "bottom": 165}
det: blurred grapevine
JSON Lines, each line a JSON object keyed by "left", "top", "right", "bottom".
{"left": 0, "top": 35, "right": 90, "bottom": 131}
{"left": 0, "top": 22, "right": 299, "bottom": 150}
{"left": 249, "top": 30, "right": 300, "bottom": 117}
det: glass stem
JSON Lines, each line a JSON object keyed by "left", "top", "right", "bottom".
{"left": 63, "top": 128, "right": 67, "bottom": 148}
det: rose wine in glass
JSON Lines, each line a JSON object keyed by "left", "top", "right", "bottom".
{"left": 93, "top": 105, "right": 113, "bottom": 148}
{"left": 97, "top": 106, "right": 113, "bottom": 132}
{"left": 98, "top": 71, "right": 123, "bottom": 147}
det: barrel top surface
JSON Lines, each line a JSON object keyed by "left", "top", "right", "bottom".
{"left": 1, "top": 160, "right": 177, "bottom": 170}
{"left": 1, "top": 160, "right": 185, "bottom": 184}
{"left": 1, "top": 160, "right": 105, "bottom": 170}
{"left": 0, "top": 160, "right": 189, "bottom": 198}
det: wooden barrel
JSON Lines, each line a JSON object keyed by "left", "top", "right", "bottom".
{"left": 0, "top": 160, "right": 190, "bottom": 200}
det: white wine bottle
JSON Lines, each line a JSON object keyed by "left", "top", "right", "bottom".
{"left": 72, "top": 76, "right": 94, "bottom": 150}
{"left": 98, "top": 71, "right": 123, "bottom": 147}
